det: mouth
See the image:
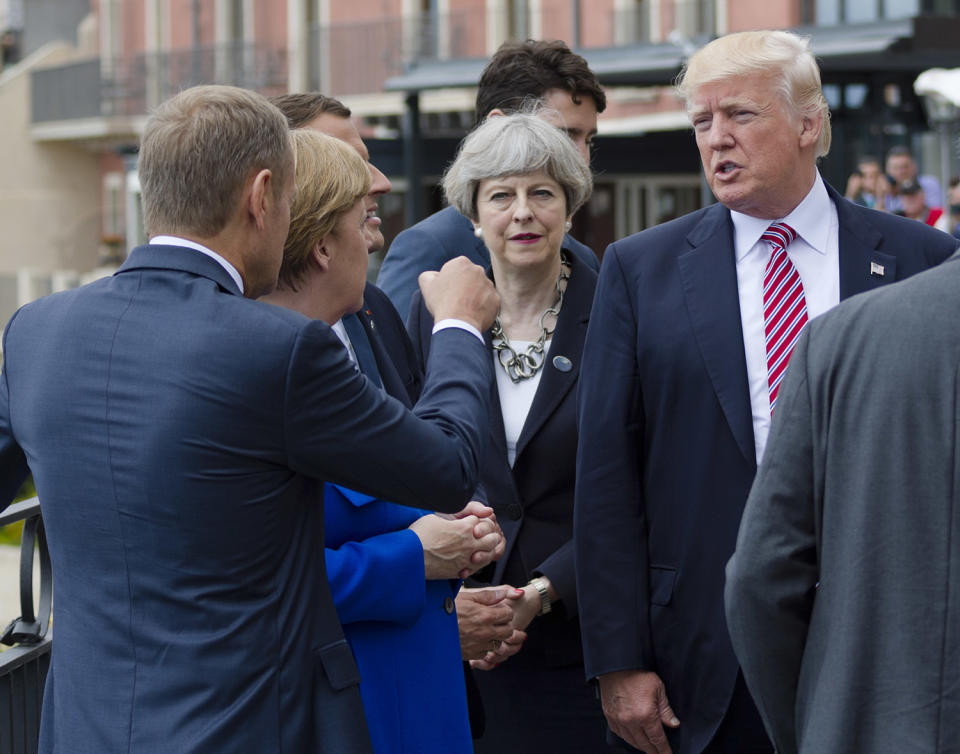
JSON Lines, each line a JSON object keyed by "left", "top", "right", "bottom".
{"left": 714, "top": 160, "right": 740, "bottom": 179}
{"left": 509, "top": 233, "right": 542, "bottom": 242}
{"left": 365, "top": 204, "right": 381, "bottom": 227}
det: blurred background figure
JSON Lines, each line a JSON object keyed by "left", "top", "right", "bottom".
{"left": 408, "top": 112, "right": 609, "bottom": 752}
{"left": 844, "top": 155, "right": 890, "bottom": 210}
{"left": 895, "top": 180, "right": 949, "bottom": 231}
{"left": 884, "top": 144, "right": 943, "bottom": 211}
{"left": 261, "top": 128, "right": 506, "bottom": 754}
{"left": 948, "top": 176, "right": 960, "bottom": 238}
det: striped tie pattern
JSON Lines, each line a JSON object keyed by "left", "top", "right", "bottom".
{"left": 762, "top": 222, "right": 806, "bottom": 412}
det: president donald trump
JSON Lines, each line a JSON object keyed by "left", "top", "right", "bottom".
{"left": 0, "top": 85, "right": 500, "bottom": 753}
{"left": 574, "top": 30, "right": 958, "bottom": 754}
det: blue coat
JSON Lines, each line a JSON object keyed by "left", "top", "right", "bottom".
{"left": 326, "top": 284, "right": 472, "bottom": 753}
{"left": 574, "top": 186, "right": 959, "bottom": 753}
{"left": 377, "top": 205, "right": 599, "bottom": 321}
{"left": 0, "top": 245, "right": 493, "bottom": 753}
{"left": 325, "top": 485, "right": 471, "bottom": 754}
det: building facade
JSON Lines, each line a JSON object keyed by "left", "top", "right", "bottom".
{"left": 1, "top": 0, "right": 958, "bottom": 329}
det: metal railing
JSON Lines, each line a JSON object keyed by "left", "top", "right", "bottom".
{"left": 31, "top": 41, "right": 287, "bottom": 124}
{"left": 0, "top": 498, "right": 51, "bottom": 754}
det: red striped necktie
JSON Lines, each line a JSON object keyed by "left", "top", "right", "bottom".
{"left": 762, "top": 222, "right": 806, "bottom": 412}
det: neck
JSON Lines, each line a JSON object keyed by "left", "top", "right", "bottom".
{"left": 492, "top": 253, "right": 565, "bottom": 341}
{"left": 259, "top": 275, "right": 341, "bottom": 325}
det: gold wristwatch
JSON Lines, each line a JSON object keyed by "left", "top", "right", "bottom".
{"left": 528, "top": 576, "right": 552, "bottom": 616}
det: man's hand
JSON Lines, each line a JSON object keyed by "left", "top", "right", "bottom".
{"left": 409, "top": 514, "right": 503, "bottom": 580}
{"left": 598, "top": 670, "right": 680, "bottom": 754}
{"left": 419, "top": 257, "right": 500, "bottom": 331}
{"left": 469, "top": 627, "right": 525, "bottom": 670}
{"left": 456, "top": 586, "right": 523, "bottom": 660}
{"left": 435, "top": 502, "right": 506, "bottom": 567}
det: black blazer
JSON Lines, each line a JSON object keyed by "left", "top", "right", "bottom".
{"left": 409, "top": 252, "right": 598, "bottom": 667}
{"left": 574, "top": 185, "right": 959, "bottom": 753}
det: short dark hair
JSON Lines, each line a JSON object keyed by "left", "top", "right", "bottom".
{"left": 886, "top": 145, "right": 915, "bottom": 161}
{"left": 475, "top": 39, "right": 606, "bottom": 122}
{"left": 270, "top": 92, "right": 352, "bottom": 129}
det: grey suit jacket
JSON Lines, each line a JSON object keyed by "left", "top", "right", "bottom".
{"left": 726, "top": 250, "right": 960, "bottom": 754}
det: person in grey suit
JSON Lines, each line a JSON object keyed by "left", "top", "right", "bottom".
{"left": 376, "top": 39, "right": 605, "bottom": 319}
{"left": 725, "top": 248, "right": 960, "bottom": 754}
{"left": 0, "top": 85, "right": 500, "bottom": 753}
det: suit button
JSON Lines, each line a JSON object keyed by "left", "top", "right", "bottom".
{"left": 443, "top": 596, "right": 455, "bottom": 614}
{"left": 506, "top": 503, "right": 522, "bottom": 520}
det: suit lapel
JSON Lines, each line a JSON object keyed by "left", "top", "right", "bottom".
{"left": 677, "top": 205, "right": 756, "bottom": 467}
{"left": 514, "top": 256, "right": 594, "bottom": 460}
{"left": 830, "top": 186, "right": 897, "bottom": 299}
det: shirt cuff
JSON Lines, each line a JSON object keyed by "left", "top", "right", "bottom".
{"left": 432, "top": 318, "right": 485, "bottom": 344}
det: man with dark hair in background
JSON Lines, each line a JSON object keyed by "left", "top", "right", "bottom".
{"left": 375, "top": 38, "right": 606, "bottom": 318}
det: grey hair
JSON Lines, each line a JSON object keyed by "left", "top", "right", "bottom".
{"left": 676, "top": 30, "right": 832, "bottom": 159}
{"left": 442, "top": 111, "right": 593, "bottom": 221}
{"left": 139, "top": 85, "right": 293, "bottom": 238}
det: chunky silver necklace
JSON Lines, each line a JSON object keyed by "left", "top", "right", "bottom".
{"left": 491, "top": 251, "right": 571, "bottom": 383}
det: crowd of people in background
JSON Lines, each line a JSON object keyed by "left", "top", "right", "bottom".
{"left": 846, "top": 145, "right": 959, "bottom": 237}
{"left": 0, "top": 26, "right": 958, "bottom": 754}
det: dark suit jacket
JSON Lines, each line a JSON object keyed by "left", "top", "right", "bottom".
{"left": 377, "top": 205, "right": 599, "bottom": 321}
{"left": 574, "top": 187, "right": 958, "bottom": 753}
{"left": 410, "top": 252, "right": 597, "bottom": 666}
{"left": 726, "top": 250, "right": 960, "bottom": 754}
{"left": 0, "top": 245, "right": 493, "bottom": 754}
{"left": 352, "top": 282, "right": 423, "bottom": 408}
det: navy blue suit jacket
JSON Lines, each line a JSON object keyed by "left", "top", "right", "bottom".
{"left": 574, "top": 187, "right": 959, "bottom": 753}
{"left": 377, "top": 205, "right": 599, "bottom": 321}
{"left": 0, "top": 246, "right": 493, "bottom": 753}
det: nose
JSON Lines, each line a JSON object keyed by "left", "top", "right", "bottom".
{"left": 513, "top": 194, "right": 534, "bottom": 222}
{"left": 573, "top": 137, "right": 590, "bottom": 163}
{"left": 706, "top": 115, "right": 733, "bottom": 150}
{"left": 368, "top": 163, "right": 391, "bottom": 196}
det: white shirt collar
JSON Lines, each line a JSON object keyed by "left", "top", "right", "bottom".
{"left": 149, "top": 235, "right": 245, "bottom": 294}
{"left": 731, "top": 173, "right": 831, "bottom": 262}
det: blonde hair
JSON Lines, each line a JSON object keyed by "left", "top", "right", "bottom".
{"left": 676, "top": 30, "right": 832, "bottom": 158}
{"left": 279, "top": 129, "right": 371, "bottom": 290}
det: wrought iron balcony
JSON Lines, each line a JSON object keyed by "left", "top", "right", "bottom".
{"left": 0, "top": 498, "right": 50, "bottom": 754}
{"left": 31, "top": 42, "right": 287, "bottom": 125}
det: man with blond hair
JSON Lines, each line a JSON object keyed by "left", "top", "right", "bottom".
{"left": 574, "top": 30, "right": 957, "bottom": 754}
{"left": 0, "top": 84, "right": 500, "bottom": 753}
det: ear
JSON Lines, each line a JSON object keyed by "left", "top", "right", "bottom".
{"left": 248, "top": 169, "right": 273, "bottom": 230}
{"left": 799, "top": 113, "right": 822, "bottom": 150}
{"left": 311, "top": 240, "right": 332, "bottom": 272}
{"left": 486, "top": 108, "right": 505, "bottom": 119}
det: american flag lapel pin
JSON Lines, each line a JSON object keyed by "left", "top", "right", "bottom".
{"left": 870, "top": 261, "right": 885, "bottom": 277}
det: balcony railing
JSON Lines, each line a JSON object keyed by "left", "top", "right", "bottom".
{"left": 31, "top": 41, "right": 287, "bottom": 124}
{"left": 0, "top": 498, "right": 51, "bottom": 754}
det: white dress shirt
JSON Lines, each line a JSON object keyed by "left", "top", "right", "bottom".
{"left": 732, "top": 173, "right": 840, "bottom": 463}
{"left": 150, "top": 235, "right": 245, "bottom": 294}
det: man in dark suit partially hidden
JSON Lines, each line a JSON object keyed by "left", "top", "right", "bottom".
{"left": 0, "top": 85, "right": 500, "bottom": 753}
{"left": 376, "top": 38, "right": 605, "bottom": 319}
{"left": 725, "top": 249, "right": 960, "bottom": 754}
{"left": 574, "top": 30, "right": 958, "bottom": 754}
